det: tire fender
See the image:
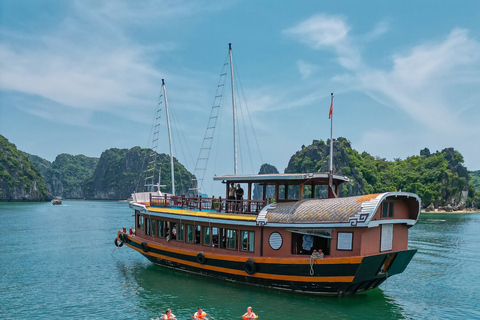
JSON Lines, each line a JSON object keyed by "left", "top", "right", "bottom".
{"left": 196, "top": 252, "right": 206, "bottom": 264}
{"left": 244, "top": 258, "right": 256, "bottom": 275}
{"left": 114, "top": 238, "right": 123, "bottom": 247}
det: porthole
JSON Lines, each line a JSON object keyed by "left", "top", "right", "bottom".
{"left": 269, "top": 232, "right": 283, "bottom": 250}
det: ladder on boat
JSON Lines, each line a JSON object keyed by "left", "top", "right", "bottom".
{"left": 144, "top": 88, "right": 164, "bottom": 192}
{"left": 192, "top": 56, "right": 230, "bottom": 194}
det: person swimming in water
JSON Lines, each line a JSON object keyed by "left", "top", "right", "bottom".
{"left": 242, "top": 306, "right": 257, "bottom": 319}
{"left": 160, "top": 308, "right": 176, "bottom": 319}
{"left": 193, "top": 307, "right": 207, "bottom": 319}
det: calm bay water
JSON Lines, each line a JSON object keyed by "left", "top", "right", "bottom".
{"left": 1, "top": 201, "right": 479, "bottom": 320}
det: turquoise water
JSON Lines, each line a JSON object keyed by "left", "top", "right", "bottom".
{"left": 1, "top": 201, "right": 479, "bottom": 320}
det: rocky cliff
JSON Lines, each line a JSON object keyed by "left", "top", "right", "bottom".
{"left": 0, "top": 135, "right": 50, "bottom": 201}
{"left": 285, "top": 138, "right": 477, "bottom": 207}
{"left": 84, "top": 146, "right": 195, "bottom": 200}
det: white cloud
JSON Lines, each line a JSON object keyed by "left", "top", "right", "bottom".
{"left": 296, "top": 60, "right": 317, "bottom": 79}
{"left": 283, "top": 14, "right": 480, "bottom": 169}
{"left": 283, "top": 14, "right": 362, "bottom": 70}
{"left": 283, "top": 14, "right": 349, "bottom": 49}
{"left": 0, "top": 1, "right": 226, "bottom": 127}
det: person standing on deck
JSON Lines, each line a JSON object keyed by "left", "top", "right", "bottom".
{"left": 235, "top": 183, "right": 244, "bottom": 212}
{"left": 236, "top": 183, "right": 244, "bottom": 201}
{"left": 228, "top": 183, "right": 236, "bottom": 200}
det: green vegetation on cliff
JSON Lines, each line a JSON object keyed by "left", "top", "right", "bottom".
{"left": 84, "top": 147, "right": 195, "bottom": 200}
{"left": 26, "top": 153, "right": 99, "bottom": 199}
{"left": 470, "top": 170, "right": 480, "bottom": 191}
{"left": 52, "top": 154, "right": 98, "bottom": 197}
{"left": 285, "top": 137, "right": 477, "bottom": 208}
{"left": 0, "top": 134, "right": 50, "bottom": 201}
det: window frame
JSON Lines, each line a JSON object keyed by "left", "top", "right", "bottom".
{"left": 145, "top": 218, "right": 151, "bottom": 236}
{"left": 337, "top": 231, "right": 353, "bottom": 251}
{"left": 382, "top": 202, "right": 395, "bottom": 218}
{"left": 186, "top": 224, "right": 194, "bottom": 243}
{"left": 226, "top": 229, "right": 237, "bottom": 250}
{"left": 203, "top": 226, "right": 211, "bottom": 246}
{"left": 176, "top": 223, "right": 184, "bottom": 242}
{"left": 137, "top": 214, "right": 144, "bottom": 230}
{"left": 240, "top": 230, "right": 255, "bottom": 252}
{"left": 158, "top": 220, "right": 166, "bottom": 238}
{"left": 151, "top": 219, "right": 156, "bottom": 236}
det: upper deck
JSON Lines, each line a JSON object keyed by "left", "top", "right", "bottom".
{"left": 132, "top": 173, "right": 352, "bottom": 216}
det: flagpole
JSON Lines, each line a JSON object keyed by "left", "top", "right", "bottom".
{"left": 328, "top": 93, "right": 335, "bottom": 198}
{"left": 329, "top": 93, "right": 333, "bottom": 175}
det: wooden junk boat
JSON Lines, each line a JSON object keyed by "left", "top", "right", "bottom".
{"left": 116, "top": 172, "right": 421, "bottom": 296}
{"left": 114, "top": 44, "right": 421, "bottom": 295}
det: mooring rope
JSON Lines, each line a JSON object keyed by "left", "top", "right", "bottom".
{"left": 309, "top": 251, "right": 324, "bottom": 275}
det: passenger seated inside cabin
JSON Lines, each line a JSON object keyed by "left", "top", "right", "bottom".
{"left": 291, "top": 232, "right": 330, "bottom": 255}
{"left": 195, "top": 225, "right": 201, "bottom": 244}
{"left": 171, "top": 223, "right": 177, "bottom": 241}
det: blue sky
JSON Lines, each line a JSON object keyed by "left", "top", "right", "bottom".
{"left": 1, "top": 1, "right": 480, "bottom": 195}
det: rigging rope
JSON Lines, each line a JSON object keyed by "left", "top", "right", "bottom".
{"left": 233, "top": 58, "right": 265, "bottom": 171}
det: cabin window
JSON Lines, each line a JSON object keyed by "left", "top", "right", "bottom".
{"left": 176, "top": 223, "right": 184, "bottom": 242}
{"left": 158, "top": 220, "right": 165, "bottom": 238}
{"left": 337, "top": 232, "right": 353, "bottom": 251}
{"left": 187, "top": 225, "right": 194, "bottom": 243}
{"left": 212, "top": 227, "right": 219, "bottom": 247}
{"left": 165, "top": 222, "right": 170, "bottom": 240}
{"left": 382, "top": 202, "right": 394, "bottom": 218}
{"left": 151, "top": 219, "right": 156, "bottom": 236}
{"left": 171, "top": 223, "right": 177, "bottom": 241}
{"left": 291, "top": 232, "right": 330, "bottom": 255}
{"left": 226, "top": 229, "right": 237, "bottom": 250}
{"left": 219, "top": 228, "right": 227, "bottom": 249}
{"left": 137, "top": 215, "right": 144, "bottom": 230}
{"left": 145, "top": 218, "right": 151, "bottom": 236}
{"left": 380, "top": 224, "right": 393, "bottom": 251}
{"left": 241, "top": 231, "right": 255, "bottom": 252}
{"left": 203, "top": 227, "right": 211, "bottom": 246}
{"left": 269, "top": 232, "right": 283, "bottom": 250}
{"left": 195, "top": 225, "right": 201, "bottom": 244}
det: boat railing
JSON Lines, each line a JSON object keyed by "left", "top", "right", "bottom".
{"left": 150, "top": 194, "right": 267, "bottom": 215}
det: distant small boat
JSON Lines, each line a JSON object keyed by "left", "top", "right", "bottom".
{"left": 52, "top": 199, "right": 62, "bottom": 205}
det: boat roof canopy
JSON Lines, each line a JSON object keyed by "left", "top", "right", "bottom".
{"left": 213, "top": 173, "right": 351, "bottom": 186}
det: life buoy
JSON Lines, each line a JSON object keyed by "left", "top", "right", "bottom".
{"left": 141, "top": 242, "right": 149, "bottom": 252}
{"left": 114, "top": 238, "right": 123, "bottom": 247}
{"left": 196, "top": 252, "right": 206, "bottom": 264}
{"left": 244, "top": 258, "right": 256, "bottom": 275}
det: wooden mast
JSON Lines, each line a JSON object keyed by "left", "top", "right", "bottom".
{"left": 162, "top": 79, "right": 175, "bottom": 195}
